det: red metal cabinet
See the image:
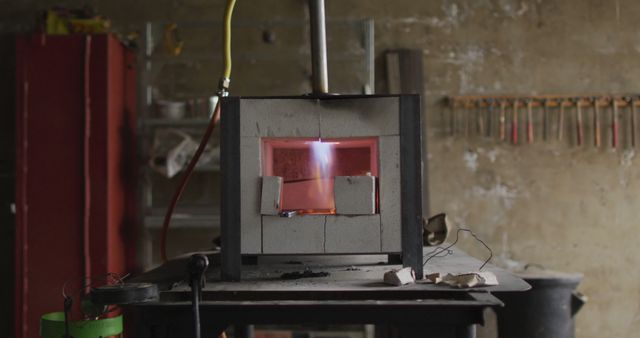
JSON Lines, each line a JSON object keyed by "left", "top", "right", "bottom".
{"left": 15, "top": 34, "right": 137, "bottom": 338}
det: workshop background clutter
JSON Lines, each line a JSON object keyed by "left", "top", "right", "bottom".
{"left": 2, "top": 1, "right": 640, "bottom": 337}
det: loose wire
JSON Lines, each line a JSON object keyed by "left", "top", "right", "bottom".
{"left": 60, "top": 273, "right": 129, "bottom": 322}
{"left": 423, "top": 228, "right": 493, "bottom": 271}
{"left": 160, "top": 0, "right": 237, "bottom": 262}
{"left": 62, "top": 273, "right": 128, "bottom": 299}
{"left": 423, "top": 246, "right": 454, "bottom": 260}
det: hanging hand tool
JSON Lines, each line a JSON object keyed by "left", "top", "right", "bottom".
{"left": 464, "top": 100, "right": 470, "bottom": 138}
{"left": 593, "top": 97, "right": 601, "bottom": 148}
{"left": 575, "top": 98, "right": 584, "bottom": 146}
{"left": 449, "top": 98, "right": 456, "bottom": 136}
{"left": 612, "top": 97, "right": 619, "bottom": 149}
{"left": 558, "top": 99, "right": 566, "bottom": 142}
{"left": 512, "top": 100, "right": 519, "bottom": 144}
{"left": 477, "top": 100, "right": 484, "bottom": 136}
{"left": 542, "top": 99, "right": 549, "bottom": 141}
{"left": 623, "top": 97, "right": 631, "bottom": 149}
{"left": 631, "top": 97, "right": 637, "bottom": 148}
{"left": 486, "top": 99, "right": 494, "bottom": 138}
{"left": 500, "top": 100, "right": 507, "bottom": 141}
{"left": 526, "top": 99, "right": 534, "bottom": 144}
{"left": 188, "top": 254, "right": 209, "bottom": 338}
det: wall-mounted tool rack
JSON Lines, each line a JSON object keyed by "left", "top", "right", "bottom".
{"left": 447, "top": 95, "right": 640, "bottom": 150}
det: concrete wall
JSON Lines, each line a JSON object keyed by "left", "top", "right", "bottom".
{"left": 3, "top": 0, "right": 640, "bottom": 337}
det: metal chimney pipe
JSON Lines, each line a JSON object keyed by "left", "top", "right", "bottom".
{"left": 308, "top": 0, "right": 329, "bottom": 94}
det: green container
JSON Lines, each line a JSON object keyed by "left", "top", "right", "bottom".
{"left": 40, "top": 312, "right": 123, "bottom": 338}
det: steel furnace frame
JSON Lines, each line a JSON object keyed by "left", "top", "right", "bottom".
{"left": 220, "top": 94, "right": 424, "bottom": 281}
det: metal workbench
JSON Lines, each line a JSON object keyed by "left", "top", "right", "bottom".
{"left": 128, "top": 247, "right": 529, "bottom": 338}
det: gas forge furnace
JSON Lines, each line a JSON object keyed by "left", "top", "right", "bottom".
{"left": 220, "top": 94, "right": 425, "bottom": 280}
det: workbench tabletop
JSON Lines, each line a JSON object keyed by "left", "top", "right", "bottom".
{"left": 132, "top": 246, "right": 530, "bottom": 300}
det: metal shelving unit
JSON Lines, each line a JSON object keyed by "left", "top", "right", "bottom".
{"left": 144, "top": 207, "right": 221, "bottom": 229}
{"left": 142, "top": 118, "right": 211, "bottom": 127}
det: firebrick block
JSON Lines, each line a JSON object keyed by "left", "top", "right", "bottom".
{"left": 325, "top": 215, "right": 381, "bottom": 253}
{"left": 262, "top": 215, "right": 325, "bottom": 254}
{"left": 334, "top": 175, "right": 376, "bottom": 215}
{"left": 260, "top": 176, "right": 283, "bottom": 215}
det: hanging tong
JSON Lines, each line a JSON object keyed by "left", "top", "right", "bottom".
{"left": 593, "top": 97, "right": 601, "bottom": 148}
{"left": 630, "top": 96, "right": 637, "bottom": 148}
{"left": 526, "top": 99, "right": 534, "bottom": 144}
{"left": 485, "top": 98, "right": 494, "bottom": 138}
{"left": 612, "top": 97, "right": 620, "bottom": 149}
{"left": 558, "top": 99, "right": 566, "bottom": 142}
{"left": 574, "top": 97, "right": 584, "bottom": 147}
{"left": 542, "top": 98, "right": 549, "bottom": 141}
{"left": 449, "top": 97, "right": 457, "bottom": 136}
{"left": 499, "top": 100, "right": 507, "bottom": 141}
{"left": 476, "top": 99, "right": 484, "bottom": 136}
{"left": 511, "top": 99, "right": 519, "bottom": 144}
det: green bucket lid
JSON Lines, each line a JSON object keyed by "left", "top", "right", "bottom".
{"left": 40, "top": 312, "right": 123, "bottom": 338}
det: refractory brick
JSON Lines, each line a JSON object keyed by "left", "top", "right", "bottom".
{"left": 325, "top": 215, "right": 381, "bottom": 253}
{"left": 260, "top": 176, "right": 283, "bottom": 215}
{"left": 334, "top": 175, "right": 376, "bottom": 215}
{"left": 262, "top": 215, "right": 326, "bottom": 254}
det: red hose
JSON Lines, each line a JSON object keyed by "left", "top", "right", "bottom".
{"left": 160, "top": 102, "right": 221, "bottom": 262}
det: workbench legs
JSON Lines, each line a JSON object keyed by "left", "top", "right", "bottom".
{"left": 130, "top": 296, "right": 490, "bottom": 338}
{"left": 133, "top": 317, "right": 477, "bottom": 338}
{"left": 131, "top": 310, "right": 229, "bottom": 338}
{"left": 376, "top": 324, "right": 475, "bottom": 338}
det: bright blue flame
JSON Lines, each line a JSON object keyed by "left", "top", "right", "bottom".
{"left": 309, "top": 140, "right": 334, "bottom": 202}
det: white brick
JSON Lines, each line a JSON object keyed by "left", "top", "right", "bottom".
{"left": 379, "top": 136, "right": 402, "bottom": 252}
{"left": 240, "top": 137, "right": 262, "bottom": 254}
{"left": 262, "top": 215, "right": 325, "bottom": 254}
{"left": 334, "top": 176, "right": 376, "bottom": 215}
{"left": 240, "top": 99, "right": 320, "bottom": 137}
{"left": 383, "top": 267, "right": 416, "bottom": 286}
{"left": 319, "top": 97, "right": 399, "bottom": 138}
{"left": 325, "top": 215, "right": 381, "bottom": 253}
{"left": 260, "top": 176, "right": 283, "bottom": 215}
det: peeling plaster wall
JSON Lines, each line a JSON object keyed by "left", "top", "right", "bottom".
{"left": 434, "top": 141, "right": 640, "bottom": 337}
{"left": 3, "top": 0, "right": 640, "bottom": 337}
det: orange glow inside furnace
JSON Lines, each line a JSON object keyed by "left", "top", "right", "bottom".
{"left": 262, "top": 137, "right": 379, "bottom": 215}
